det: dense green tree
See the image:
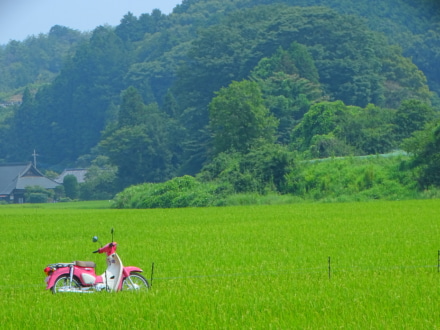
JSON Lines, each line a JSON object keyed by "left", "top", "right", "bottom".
{"left": 23, "top": 26, "right": 130, "bottom": 164}
{"left": 293, "top": 101, "right": 397, "bottom": 157}
{"left": 406, "top": 24, "right": 440, "bottom": 95}
{"left": 118, "top": 86, "right": 148, "bottom": 127}
{"left": 162, "top": 90, "right": 178, "bottom": 117}
{"left": 251, "top": 43, "right": 319, "bottom": 83}
{"left": 403, "top": 122, "right": 440, "bottom": 188}
{"left": 353, "top": 104, "right": 396, "bottom": 155}
{"left": 63, "top": 174, "right": 79, "bottom": 199}
{"left": 381, "top": 46, "right": 432, "bottom": 108}
{"left": 293, "top": 101, "right": 347, "bottom": 150}
{"left": 250, "top": 43, "right": 324, "bottom": 143}
{"left": 100, "top": 99, "right": 175, "bottom": 187}
{"left": 198, "top": 143, "right": 295, "bottom": 194}
{"left": 0, "top": 26, "right": 87, "bottom": 92}
{"left": 393, "top": 99, "right": 435, "bottom": 141}
{"left": 240, "top": 143, "right": 295, "bottom": 193}
{"left": 24, "top": 185, "right": 54, "bottom": 203}
{"left": 10, "top": 87, "right": 37, "bottom": 160}
{"left": 115, "top": 12, "right": 142, "bottom": 42}
{"left": 80, "top": 156, "right": 118, "bottom": 200}
{"left": 209, "top": 80, "right": 278, "bottom": 155}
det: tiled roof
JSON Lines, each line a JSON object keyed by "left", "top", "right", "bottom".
{"left": 16, "top": 176, "right": 60, "bottom": 190}
{"left": 55, "top": 169, "right": 88, "bottom": 183}
{"left": 0, "top": 163, "right": 60, "bottom": 194}
{"left": 0, "top": 163, "right": 31, "bottom": 195}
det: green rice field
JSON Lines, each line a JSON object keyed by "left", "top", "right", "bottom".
{"left": 1, "top": 200, "right": 440, "bottom": 328}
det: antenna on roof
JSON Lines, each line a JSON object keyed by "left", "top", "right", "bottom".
{"left": 32, "top": 149, "right": 39, "bottom": 168}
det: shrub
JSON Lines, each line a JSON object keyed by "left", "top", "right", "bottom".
{"left": 24, "top": 185, "right": 54, "bottom": 203}
{"left": 112, "top": 176, "right": 230, "bottom": 209}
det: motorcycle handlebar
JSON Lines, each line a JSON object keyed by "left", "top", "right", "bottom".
{"left": 92, "top": 242, "right": 116, "bottom": 255}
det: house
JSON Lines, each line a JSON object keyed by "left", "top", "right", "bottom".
{"left": 55, "top": 168, "right": 88, "bottom": 184}
{"left": 0, "top": 163, "right": 60, "bottom": 203}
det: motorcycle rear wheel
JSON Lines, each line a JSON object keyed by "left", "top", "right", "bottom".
{"left": 122, "top": 273, "right": 150, "bottom": 292}
{"left": 51, "top": 274, "right": 81, "bottom": 294}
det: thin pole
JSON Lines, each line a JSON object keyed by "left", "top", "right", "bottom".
{"left": 150, "top": 262, "right": 155, "bottom": 287}
{"left": 328, "top": 256, "right": 331, "bottom": 279}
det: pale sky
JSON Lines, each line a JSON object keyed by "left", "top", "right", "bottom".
{"left": 0, "top": 0, "right": 182, "bottom": 45}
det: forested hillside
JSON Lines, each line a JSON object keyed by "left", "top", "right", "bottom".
{"left": 0, "top": 25, "right": 88, "bottom": 95}
{"left": 0, "top": 0, "right": 439, "bottom": 202}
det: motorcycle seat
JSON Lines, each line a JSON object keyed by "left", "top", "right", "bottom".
{"left": 75, "top": 261, "right": 96, "bottom": 268}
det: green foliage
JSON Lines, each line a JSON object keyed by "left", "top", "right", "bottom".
{"left": 177, "top": 4, "right": 401, "bottom": 140}
{"left": 114, "top": 148, "right": 427, "bottom": 208}
{"left": 293, "top": 101, "right": 400, "bottom": 158}
{"left": 393, "top": 99, "right": 435, "bottom": 141}
{"left": 295, "top": 101, "right": 346, "bottom": 147}
{"left": 209, "top": 80, "right": 278, "bottom": 155}
{"left": 381, "top": 46, "right": 432, "bottom": 108}
{"left": 80, "top": 157, "right": 118, "bottom": 201}
{"left": 43, "top": 170, "right": 59, "bottom": 180}
{"left": 53, "top": 185, "right": 65, "bottom": 201}
{"left": 251, "top": 43, "right": 319, "bottom": 83}
{"left": 284, "top": 155, "right": 417, "bottom": 201}
{"left": 402, "top": 121, "right": 440, "bottom": 188}
{"left": 115, "top": 9, "right": 168, "bottom": 43}
{"left": 100, "top": 124, "right": 169, "bottom": 187}
{"left": 24, "top": 185, "right": 54, "bottom": 203}
{"left": 408, "top": 24, "right": 440, "bottom": 94}
{"left": 100, "top": 93, "right": 176, "bottom": 188}
{"left": 0, "top": 26, "right": 87, "bottom": 93}
{"left": 118, "top": 86, "right": 148, "bottom": 127}
{"left": 352, "top": 104, "right": 397, "bottom": 155}
{"left": 112, "top": 175, "right": 230, "bottom": 208}
{"left": 0, "top": 0, "right": 438, "bottom": 195}
{"left": 198, "top": 143, "right": 296, "bottom": 194}
{"left": 250, "top": 43, "right": 324, "bottom": 143}
{"left": 4, "top": 25, "right": 130, "bottom": 164}
{"left": 63, "top": 175, "right": 79, "bottom": 200}
{"left": 8, "top": 87, "right": 37, "bottom": 160}
{"left": 293, "top": 100, "right": 352, "bottom": 157}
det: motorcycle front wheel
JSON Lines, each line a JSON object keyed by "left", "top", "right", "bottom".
{"left": 51, "top": 274, "right": 81, "bottom": 294}
{"left": 122, "top": 273, "right": 150, "bottom": 292}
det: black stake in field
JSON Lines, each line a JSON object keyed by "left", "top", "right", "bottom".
{"left": 151, "top": 262, "right": 155, "bottom": 287}
{"left": 328, "top": 256, "right": 331, "bottom": 279}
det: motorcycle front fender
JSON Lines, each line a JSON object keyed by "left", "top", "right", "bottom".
{"left": 122, "top": 266, "right": 143, "bottom": 277}
{"left": 118, "top": 266, "right": 144, "bottom": 291}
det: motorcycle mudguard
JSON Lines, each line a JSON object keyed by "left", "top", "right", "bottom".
{"left": 46, "top": 266, "right": 99, "bottom": 289}
{"left": 45, "top": 267, "right": 70, "bottom": 290}
{"left": 123, "top": 266, "right": 143, "bottom": 277}
{"left": 118, "top": 266, "right": 144, "bottom": 290}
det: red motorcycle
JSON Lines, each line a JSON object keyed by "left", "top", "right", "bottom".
{"left": 44, "top": 229, "right": 149, "bottom": 293}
